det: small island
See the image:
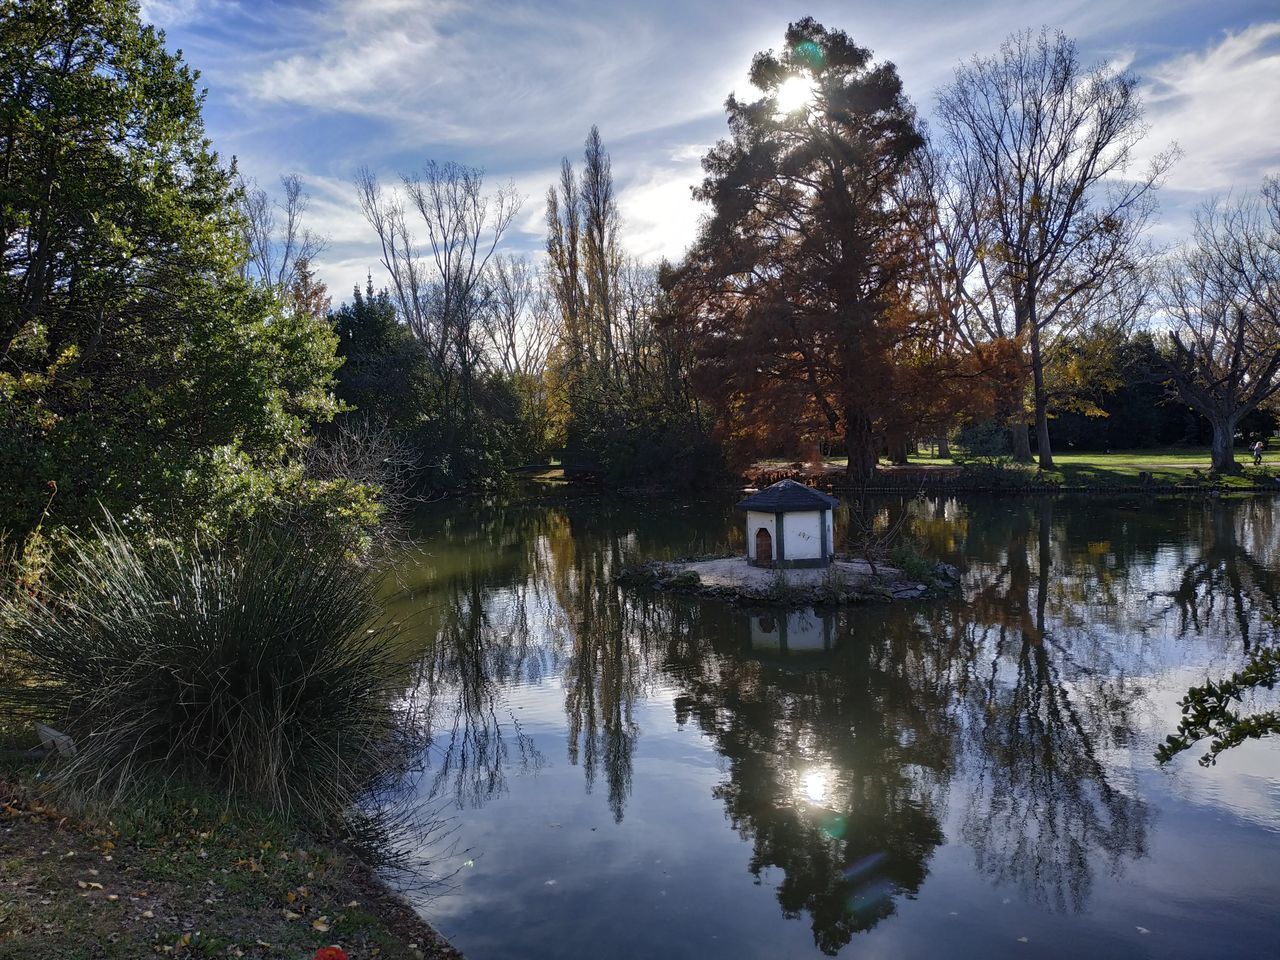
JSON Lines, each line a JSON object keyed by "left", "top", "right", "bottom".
{"left": 619, "top": 480, "right": 958, "bottom": 605}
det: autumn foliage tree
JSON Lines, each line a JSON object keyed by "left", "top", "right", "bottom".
{"left": 546, "top": 128, "right": 718, "bottom": 486}
{"left": 934, "top": 29, "right": 1173, "bottom": 467}
{"left": 668, "top": 19, "right": 1011, "bottom": 482}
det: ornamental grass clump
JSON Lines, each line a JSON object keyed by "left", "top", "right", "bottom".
{"left": 0, "top": 520, "right": 410, "bottom": 829}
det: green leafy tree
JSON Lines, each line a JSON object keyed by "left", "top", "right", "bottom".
{"left": 332, "top": 279, "right": 428, "bottom": 429}
{"left": 0, "top": 0, "right": 344, "bottom": 537}
{"left": 1157, "top": 647, "right": 1280, "bottom": 765}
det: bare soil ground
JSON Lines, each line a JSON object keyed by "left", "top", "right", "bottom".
{"left": 0, "top": 778, "right": 461, "bottom": 960}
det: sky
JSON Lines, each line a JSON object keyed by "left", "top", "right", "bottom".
{"left": 139, "top": 0, "right": 1280, "bottom": 302}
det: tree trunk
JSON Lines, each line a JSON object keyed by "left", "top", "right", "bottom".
{"left": 885, "top": 427, "right": 910, "bottom": 465}
{"left": 1010, "top": 418, "right": 1032, "bottom": 462}
{"left": 1030, "top": 323, "right": 1054, "bottom": 469}
{"left": 845, "top": 411, "right": 878, "bottom": 484}
{"left": 1009, "top": 292, "right": 1034, "bottom": 464}
{"left": 937, "top": 435, "right": 950, "bottom": 459}
{"left": 1210, "top": 416, "right": 1239, "bottom": 474}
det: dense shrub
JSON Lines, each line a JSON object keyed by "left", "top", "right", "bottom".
{"left": 567, "top": 407, "right": 729, "bottom": 491}
{"left": 0, "top": 521, "right": 413, "bottom": 829}
{"left": 952, "top": 419, "right": 1014, "bottom": 469}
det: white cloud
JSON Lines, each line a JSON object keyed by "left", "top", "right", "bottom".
{"left": 139, "top": 0, "right": 235, "bottom": 29}
{"left": 244, "top": 0, "right": 727, "bottom": 152}
{"left": 617, "top": 156, "right": 708, "bottom": 264}
{"left": 1139, "top": 22, "right": 1280, "bottom": 193}
{"left": 168, "top": 2, "right": 1280, "bottom": 300}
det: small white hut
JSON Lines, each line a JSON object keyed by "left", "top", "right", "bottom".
{"left": 736, "top": 479, "right": 839, "bottom": 569}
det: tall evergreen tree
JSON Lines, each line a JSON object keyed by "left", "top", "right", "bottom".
{"left": 669, "top": 19, "right": 925, "bottom": 482}
{"left": 0, "top": 0, "right": 344, "bottom": 535}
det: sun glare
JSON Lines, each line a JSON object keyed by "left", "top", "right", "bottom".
{"left": 801, "top": 767, "right": 830, "bottom": 805}
{"left": 775, "top": 74, "right": 816, "bottom": 113}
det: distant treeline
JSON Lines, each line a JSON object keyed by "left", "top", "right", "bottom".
{"left": 8, "top": 3, "right": 1280, "bottom": 551}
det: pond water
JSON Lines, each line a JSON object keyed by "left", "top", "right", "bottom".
{"left": 385, "top": 489, "right": 1280, "bottom": 959}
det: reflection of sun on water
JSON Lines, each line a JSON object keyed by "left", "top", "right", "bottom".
{"left": 802, "top": 767, "right": 830, "bottom": 805}
{"left": 775, "top": 74, "right": 816, "bottom": 113}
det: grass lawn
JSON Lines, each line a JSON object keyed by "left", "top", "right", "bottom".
{"left": 980, "top": 447, "right": 1279, "bottom": 487}
{"left": 755, "top": 447, "right": 1280, "bottom": 488}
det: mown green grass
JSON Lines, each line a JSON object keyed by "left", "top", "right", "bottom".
{"left": 1015, "top": 448, "right": 1278, "bottom": 487}
{"left": 757, "top": 447, "right": 1280, "bottom": 488}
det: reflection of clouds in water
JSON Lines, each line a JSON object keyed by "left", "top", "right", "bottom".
{"left": 395, "top": 493, "right": 1280, "bottom": 957}
{"left": 1141, "top": 665, "right": 1280, "bottom": 832}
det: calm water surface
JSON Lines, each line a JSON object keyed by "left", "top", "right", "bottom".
{"left": 386, "top": 490, "right": 1280, "bottom": 959}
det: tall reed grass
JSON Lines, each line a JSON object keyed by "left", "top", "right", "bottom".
{"left": 0, "top": 520, "right": 412, "bottom": 829}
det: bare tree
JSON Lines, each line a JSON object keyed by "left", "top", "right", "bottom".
{"left": 1160, "top": 180, "right": 1280, "bottom": 474}
{"left": 936, "top": 28, "right": 1176, "bottom": 467}
{"left": 301, "top": 419, "right": 422, "bottom": 553}
{"left": 581, "top": 125, "right": 622, "bottom": 378}
{"left": 356, "top": 162, "right": 521, "bottom": 412}
{"left": 237, "top": 173, "right": 326, "bottom": 293}
{"left": 546, "top": 157, "right": 587, "bottom": 374}
{"left": 482, "top": 253, "right": 557, "bottom": 379}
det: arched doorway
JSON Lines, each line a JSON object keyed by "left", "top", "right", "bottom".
{"left": 755, "top": 527, "right": 773, "bottom": 567}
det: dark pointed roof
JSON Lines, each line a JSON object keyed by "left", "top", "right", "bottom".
{"left": 736, "top": 479, "right": 839, "bottom": 512}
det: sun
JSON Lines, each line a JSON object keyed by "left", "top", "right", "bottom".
{"left": 775, "top": 74, "right": 817, "bottom": 113}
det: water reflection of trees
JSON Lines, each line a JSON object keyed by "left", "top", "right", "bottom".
{"left": 400, "top": 494, "right": 733, "bottom": 817}
{"left": 938, "top": 498, "right": 1151, "bottom": 911}
{"left": 1166, "top": 500, "right": 1280, "bottom": 649}
{"left": 397, "top": 493, "right": 1280, "bottom": 951}
{"left": 957, "top": 626, "right": 1147, "bottom": 911}
{"left": 553, "top": 522, "right": 645, "bottom": 823}
{"left": 412, "top": 577, "right": 550, "bottom": 808}
{"left": 670, "top": 617, "right": 954, "bottom": 955}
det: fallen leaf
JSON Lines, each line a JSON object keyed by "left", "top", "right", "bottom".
{"left": 311, "top": 917, "right": 331, "bottom": 932}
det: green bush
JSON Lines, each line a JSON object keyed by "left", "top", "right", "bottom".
{"left": 952, "top": 419, "right": 1014, "bottom": 469}
{"left": 889, "top": 541, "right": 934, "bottom": 583}
{"left": 0, "top": 520, "right": 412, "bottom": 830}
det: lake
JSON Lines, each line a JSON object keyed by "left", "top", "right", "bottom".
{"left": 385, "top": 489, "right": 1280, "bottom": 959}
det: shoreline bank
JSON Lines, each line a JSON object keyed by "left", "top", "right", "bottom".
{"left": 617, "top": 555, "right": 958, "bottom": 606}
{"left": 0, "top": 769, "right": 462, "bottom": 960}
